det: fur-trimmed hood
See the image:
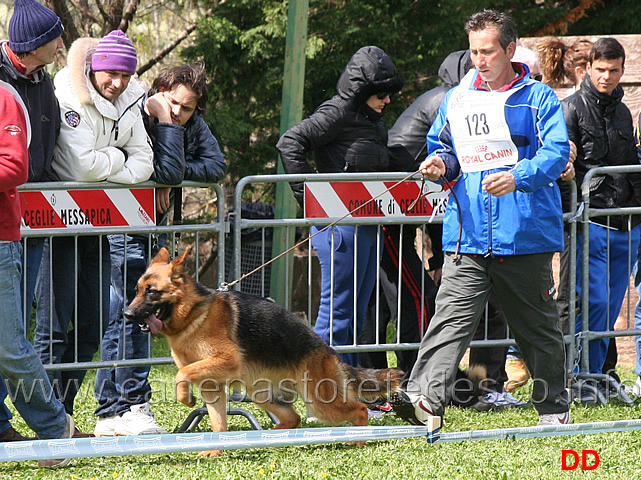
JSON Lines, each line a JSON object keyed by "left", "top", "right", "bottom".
{"left": 51, "top": 36, "right": 153, "bottom": 184}
{"left": 54, "top": 36, "right": 144, "bottom": 120}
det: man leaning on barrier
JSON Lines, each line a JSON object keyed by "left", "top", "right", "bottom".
{"left": 93, "top": 62, "right": 226, "bottom": 437}
{"left": 41, "top": 30, "right": 153, "bottom": 423}
{"left": 390, "top": 9, "right": 571, "bottom": 428}
{"left": 562, "top": 38, "right": 641, "bottom": 385}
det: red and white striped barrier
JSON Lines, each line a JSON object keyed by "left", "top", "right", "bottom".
{"left": 22, "top": 189, "right": 156, "bottom": 229}
{"left": 304, "top": 180, "right": 450, "bottom": 219}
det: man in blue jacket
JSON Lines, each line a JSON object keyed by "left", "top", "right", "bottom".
{"left": 94, "top": 63, "right": 226, "bottom": 436}
{"left": 391, "top": 9, "right": 571, "bottom": 427}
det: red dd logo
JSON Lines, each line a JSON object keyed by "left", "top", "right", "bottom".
{"left": 562, "top": 449, "right": 599, "bottom": 470}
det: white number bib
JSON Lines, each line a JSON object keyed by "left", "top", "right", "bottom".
{"left": 447, "top": 70, "right": 524, "bottom": 173}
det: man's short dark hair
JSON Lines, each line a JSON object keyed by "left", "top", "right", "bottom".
{"left": 464, "top": 9, "right": 518, "bottom": 51}
{"left": 589, "top": 37, "right": 625, "bottom": 68}
{"left": 148, "top": 62, "right": 208, "bottom": 112}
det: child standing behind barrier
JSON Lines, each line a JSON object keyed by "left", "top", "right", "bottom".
{"left": 93, "top": 63, "right": 226, "bottom": 436}
{"left": 277, "top": 46, "right": 404, "bottom": 367}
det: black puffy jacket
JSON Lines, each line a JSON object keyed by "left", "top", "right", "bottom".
{"left": 384, "top": 50, "right": 471, "bottom": 271}
{"left": 562, "top": 74, "right": 641, "bottom": 230}
{"left": 387, "top": 49, "right": 471, "bottom": 170}
{"left": 140, "top": 95, "right": 227, "bottom": 185}
{"left": 276, "top": 46, "right": 404, "bottom": 205}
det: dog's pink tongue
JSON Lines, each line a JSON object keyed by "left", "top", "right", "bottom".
{"left": 146, "top": 314, "right": 163, "bottom": 334}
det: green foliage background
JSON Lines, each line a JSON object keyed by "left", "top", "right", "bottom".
{"left": 181, "top": 0, "right": 640, "bottom": 193}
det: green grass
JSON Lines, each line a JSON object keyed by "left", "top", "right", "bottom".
{"left": 2, "top": 336, "right": 641, "bottom": 479}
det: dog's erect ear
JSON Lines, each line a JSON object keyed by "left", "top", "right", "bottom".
{"left": 171, "top": 246, "right": 192, "bottom": 270}
{"left": 150, "top": 247, "right": 171, "bottom": 266}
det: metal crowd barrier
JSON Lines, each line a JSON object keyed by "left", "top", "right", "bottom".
{"left": 19, "top": 180, "right": 226, "bottom": 374}
{"left": 232, "top": 172, "right": 449, "bottom": 357}
{"left": 6, "top": 168, "right": 641, "bottom": 463}
{"left": 18, "top": 171, "right": 641, "bottom": 395}
{"left": 231, "top": 173, "right": 578, "bottom": 360}
{"left": 572, "top": 165, "right": 641, "bottom": 402}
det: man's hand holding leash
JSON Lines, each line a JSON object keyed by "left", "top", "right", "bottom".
{"left": 419, "top": 155, "right": 446, "bottom": 181}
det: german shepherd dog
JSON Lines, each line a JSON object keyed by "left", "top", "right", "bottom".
{"left": 124, "top": 247, "right": 403, "bottom": 456}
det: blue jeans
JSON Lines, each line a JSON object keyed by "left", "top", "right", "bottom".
{"left": 311, "top": 225, "right": 381, "bottom": 366}
{"left": 0, "top": 241, "right": 67, "bottom": 438}
{"left": 0, "top": 236, "right": 47, "bottom": 428}
{"left": 33, "top": 235, "right": 110, "bottom": 415}
{"left": 575, "top": 223, "right": 640, "bottom": 374}
{"left": 21, "top": 237, "right": 46, "bottom": 327}
{"left": 94, "top": 235, "right": 152, "bottom": 418}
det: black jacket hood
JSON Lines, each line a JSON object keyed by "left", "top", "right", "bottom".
{"left": 336, "top": 46, "right": 404, "bottom": 104}
{"left": 438, "top": 49, "right": 472, "bottom": 87}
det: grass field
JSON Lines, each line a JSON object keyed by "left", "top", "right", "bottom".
{"left": 1, "top": 336, "right": 641, "bottom": 479}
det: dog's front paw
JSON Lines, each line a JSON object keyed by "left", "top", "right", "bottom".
{"left": 347, "top": 440, "right": 367, "bottom": 448}
{"left": 198, "top": 449, "right": 222, "bottom": 457}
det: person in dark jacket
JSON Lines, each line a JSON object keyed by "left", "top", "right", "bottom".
{"left": 562, "top": 38, "right": 641, "bottom": 376}
{"left": 276, "top": 46, "right": 403, "bottom": 367}
{"left": 0, "top": 0, "right": 68, "bottom": 443}
{"left": 94, "top": 63, "right": 226, "bottom": 436}
{"left": 358, "top": 52, "right": 462, "bottom": 381}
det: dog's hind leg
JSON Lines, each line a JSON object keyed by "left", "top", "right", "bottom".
{"left": 257, "top": 401, "right": 301, "bottom": 430}
{"left": 198, "top": 390, "right": 227, "bottom": 458}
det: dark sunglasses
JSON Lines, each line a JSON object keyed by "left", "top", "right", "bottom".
{"left": 376, "top": 91, "right": 395, "bottom": 100}
{"left": 532, "top": 73, "right": 542, "bottom": 82}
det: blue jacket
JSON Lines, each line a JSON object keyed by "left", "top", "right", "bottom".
{"left": 139, "top": 95, "right": 226, "bottom": 185}
{"left": 427, "top": 64, "right": 569, "bottom": 256}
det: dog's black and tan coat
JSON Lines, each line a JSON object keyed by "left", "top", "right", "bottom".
{"left": 125, "top": 247, "right": 403, "bottom": 456}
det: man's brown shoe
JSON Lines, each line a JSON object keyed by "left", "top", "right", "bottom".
{"left": 505, "top": 358, "right": 531, "bottom": 393}
{"left": 72, "top": 427, "right": 94, "bottom": 438}
{"left": 0, "top": 426, "right": 36, "bottom": 442}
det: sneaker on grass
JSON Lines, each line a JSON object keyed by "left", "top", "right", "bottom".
{"left": 366, "top": 400, "right": 393, "bottom": 419}
{"left": 471, "top": 391, "right": 529, "bottom": 411}
{"left": 118, "top": 403, "right": 168, "bottom": 435}
{"left": 95, "top": 403, "right": 168, "bottom": 436}
{"left": 633, "top": 377, "right": 641, "bottom": 397}
{"left": 390, "top": 389, "right": 441, "bottom": 429}
{"left": 94, "top": 414, "right": 123, "bottom": 437}
{"left": 537, "top": 411, "right": 571, "bottom": 426}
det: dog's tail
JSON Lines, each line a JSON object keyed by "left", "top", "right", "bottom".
{"left": 340, "top": 364, "right": 404, "bottom": 404}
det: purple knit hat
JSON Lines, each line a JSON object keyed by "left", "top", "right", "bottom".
{"left": 91, "top": 30, "right": 137, "bottom": 74}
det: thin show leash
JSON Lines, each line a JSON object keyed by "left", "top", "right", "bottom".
{"left": 222, "top": 171, "right": 461, "bottom": 291}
